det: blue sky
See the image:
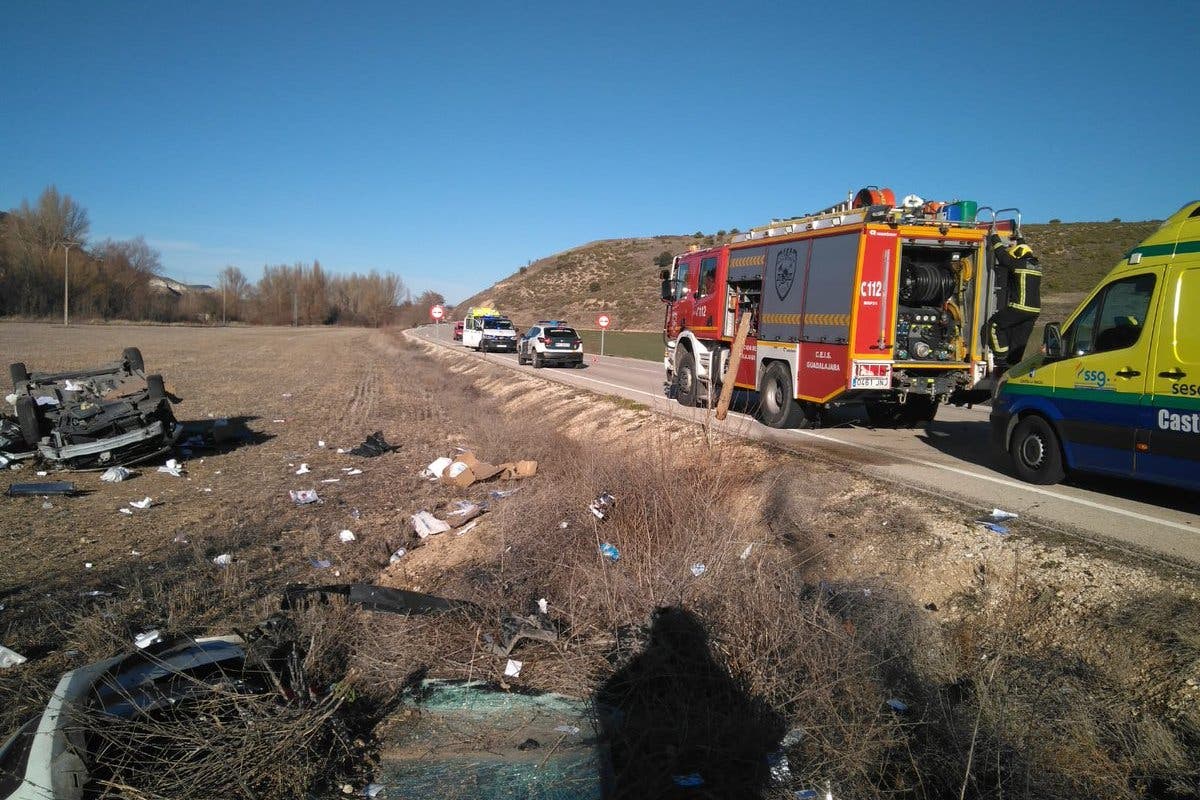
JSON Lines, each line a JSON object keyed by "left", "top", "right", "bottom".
{"left": 2, "top": 1, "right": 1196, "bottom": 303}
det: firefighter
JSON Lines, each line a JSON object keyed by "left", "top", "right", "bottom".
{"left": 987, "top": 233, "right": 1042, "bottom": 369}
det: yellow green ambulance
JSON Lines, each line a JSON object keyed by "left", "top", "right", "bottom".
{"left": 991, "top": 200, "right": 1200, "bottom": 488}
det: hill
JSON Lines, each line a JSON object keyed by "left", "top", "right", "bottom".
{"left": 455, "top": 220, "right": 1162, "bottom": 331}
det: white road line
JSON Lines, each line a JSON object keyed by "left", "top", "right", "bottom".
{"left": 782, "top": 427, "right": 1197, "bottom": 534}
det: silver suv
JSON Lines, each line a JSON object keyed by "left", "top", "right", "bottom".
{"left": 517, "top": 322, "right": 584, "bottom": 368}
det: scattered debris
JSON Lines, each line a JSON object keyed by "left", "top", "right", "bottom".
{"left": 990, "top": 508, "right": 1019, "bottom": 521}
{"left": 318, "top": 440, "right": 326, "bottom": 448}
{"left": 311, "top": 559, "right": 332, "bottom": 569}
{"left": 485, "top": 614, "right": 558, "bottom": 658}
{"left": 690, "top": 563, "right": 707, "bottom": 577}
{"left": 283, "top": 584, "right": 469, "bottom": 615}
{"left": 157, "top": 458, "right": 185, "bottom": 477}
{"left": 295, "top": 463, "right": 310, "bottom": 475}
{"left": 740, "top": 543, "right": 753, "bottom": 560}
{"left": 346, "top": 468, "right": 363, "bottom": 476}
{"left": 504, "top": 658, "right": 523, "bottom": 677}
{"left": 130, "top": 497, "right": 153, "bottom": 510}
{"left": 173, "top": 532, "right": 189, "bottom": 544}
{"left": 599, "top": 542, "right": 620, "bottom": 562}
{"left": 490, "top": 488, "right": 520, "bottom": 499}
{"left": 338, "top": 529, "right": 356, "bottom": 543}
{"left": 289, "top": 489, "right": 320, "bottom": 505}
{"left": 886, "top": 698, "right": 909, "bottom": 713}
{"left": 516, "top": 738, "right": 539, "bottom": 751}
{"left": 134, "top": 629, "right": 164, "bottom": 649}
{"left": 454, "top": 519, "right": 480, "bottom": 537}
{"left": 554, "top": 724, "right": 580, "bottom": 735}
{"left": 444, "top": 499, "right": 483, "bottom": 527}
{"left": 119, "top": 508, "right": 133, "bottom": 515}
{"left": 84, "top": 562, "right": 93, "bottom": 569}
{"left": 559, "top": 520, "right": 569, "bottom": 529}
{"left": 41, "top": 501, "right": 53, "bottom": 510}
{"left": 212, "top": 553, "right": 233, "bottom": 567}
{"left": 0, "top": 644, "right": 27, "bottom": 669}
{"left": 101, "top": 466, "right": 135, "bottom": 482}
{"left": 412, "top": 510, "right": 452, "bottom": 538}
{"left": 422, "top": 456, "right": 453, "bottom": 479}
{"left": 389, "top": 548, "right": 407, "bottom": 564}
{"left": 537, "top": 598, "right": 549, "bottom": 614}
{"left": 7, "top": 481, "right": 77, "bottom": 496}
{"left": 588, "top": 491, "right": 616, "bottom": 520}
{"left": 349, "top": 431, "right": 397, "bottom": 458}
{"left": 977, "top": 521, "right": 1010, "bottom": 535}
{"left": 673, "top": 774, "right": 705, "bottom": 787}
{"left": 321, "top": 478, "right": 341, "bottom": 483}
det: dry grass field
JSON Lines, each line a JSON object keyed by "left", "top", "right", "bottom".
{"left": 1, "top": 322, "right": 1198, "bottom": 799}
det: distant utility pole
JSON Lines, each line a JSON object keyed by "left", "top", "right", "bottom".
{"left": 292, "top": 289, "right": 298, "bottom": 327}
{"left": 53, "top": 241, "right": 78, "bottom": 326}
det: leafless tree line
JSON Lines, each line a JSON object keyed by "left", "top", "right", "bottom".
{"left": 1, "top": 186, "right": 426, "bottom": 327}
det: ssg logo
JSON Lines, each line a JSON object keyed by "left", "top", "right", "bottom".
{"left": 1074, "top": 364, "right": 1110, "bottom": 389}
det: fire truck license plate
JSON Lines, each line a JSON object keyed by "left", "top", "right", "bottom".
{"left": 851, "top": 361, "right": 892, "bottom": 390}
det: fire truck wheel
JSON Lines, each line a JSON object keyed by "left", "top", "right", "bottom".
{"left": 898, "top": 396, "right": 940, "bottom": 426}
{"left": 675, "top": 351, "right": 699, "bottom": 407}
{"left": 758, "top": 362, "right": 805, "bottom": 428}
{"left": 1009, "top": 415, "right": 1066, "bottom": 485}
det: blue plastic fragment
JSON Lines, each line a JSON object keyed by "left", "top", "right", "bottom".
{"left": 976, "top": 520, "right": 1010, "bottom": 535}
{"left": 795, "top": 791, "right": 819, "bottom": 800}
{"left": 672, "top": 773, "right": 704, "bottom": 787}
{"left": 311, "top": 559, "right": 332, "bottom": 569}
{"left": 599, "top": 543, "right": 620, "bottom": 562}
{"left": 886, "top": 698, "right": 909, "bottom": 713}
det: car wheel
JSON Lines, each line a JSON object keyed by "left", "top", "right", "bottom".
{"left": 574, "top": 359, "right": 585, "bottom": 369}
{"left": 10, "top": 362, "right": 29, "bottom": 390}
{"left": 1010, "top": 415, "right": 1066, "bottom": 485}
{"left": 757, "top": 362, "right": 805, "bottom": 428}
{"left": 15, "top": 395, "right": 42, "bottom": 447}
{"left": 517, "top": 349, "right": 527, "bottom": 365}
{"left": 146, "top": 374, "right": 166, "bottom": 402}
{"left": 533, "top": 351, "right": 543, "bottom": 369}
{"left": 123, "top": 347, "right": 145, "bottom": 373}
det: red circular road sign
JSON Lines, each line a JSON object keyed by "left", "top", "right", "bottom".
{"left": 596, "top": 314, "right": 610, "bottom": 329}
{"left": 430, "top": 305, "right": 445, "bottom": 320}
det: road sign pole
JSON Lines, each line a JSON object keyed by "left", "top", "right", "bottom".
{"left": 601, "top": 329, "right": 605, "bottom": 357}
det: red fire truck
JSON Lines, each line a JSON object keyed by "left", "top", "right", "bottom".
{"left": 661, "top": 187, "right": 1019, "bottom": 427}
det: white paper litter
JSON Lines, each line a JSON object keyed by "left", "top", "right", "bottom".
{"left": 336, "top": 448, "right": 347, "bottom": 454}
{"left": 157, "top": 459, "right": 184, "bottom": 477}
{"left": 34, "top": 395, "right": 59, "bottom": 406}
{"left": 101, "top": 466, "right": 133, "bottom": 483}
{"left": 454, "top": 519, "right": 480, "bottom": 537}
{"left": 504, "top": 659, "right": 523, "bottom": 678}
{"left": 129, "top": 497, "right": 153, "bottom": 510}
{"left": 289, "top": 489, "right": 320, "bottom": 505}
{"left": 212, "top": 553, "right": 232, "bottom": 567}
{"left": 0, "top": 645, "right": 28, "bottom": 669}
{"left": 739, "top": 543, "right": 753, "bottom": 560}
{"left": 423, "top": 457, "right": 453, "bottom": 479}
{"left": 118, "top": 508, "right": 133, "bottom": 515}
{"left": 84, "top": 562, "right": 93, "bottom": 569}
{"left": 36, "top": 470, "right": 47, "bottom": 477}
{"left": 554, "top": 725, "right": 580, "bottom": 735}
{"left": 690, "top": 563, "right": 707, "bottom": 577}
{"left": 338, "top": 529, "right": 356, "bottom": 543}
{"left": 990, "top": 508, "right": 1019, "bottom": 521}
{"left": 346, "top": 468, "right": 362, "bottom": 476}
{"left": 446, "top": 461, "right": 469, "bottom": 479}
{"left": 411, "top": 510, "right": 452, "bottom": 538}
{"left": 537, "top": 598, "right": 549, "bottom": 614}
{"left": 389, "top": 548, "right": 407, "bottom": 564}
{"left": 295, "top": 463, "right": 310, "bottom": 475}
{"left": 134, "top": 630, "right": 163, "bottom": 649}
{"left": 320, "top": 478, "right": 341, "bottom": 483}
{"left": 317, "top": 440, "right": 326, "bottom": 448}
{"left": 559, "top": 521, "right": 569, "bottom": 529}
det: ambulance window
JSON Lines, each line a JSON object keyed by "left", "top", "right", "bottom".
{"left": 1175, "top": 268, "right": 1200, "bottom": 364}
{"left": 1065, "top": 295, "right": 1101, "bottom": 356}
{"left": 699, "top": 257, "right": 718, "bottom": 296}
{"left": 1093, "top": 274, "right": 1155, "bottom": 353}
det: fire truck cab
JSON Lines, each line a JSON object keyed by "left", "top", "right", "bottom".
{"left": 662, "top": 188, "right": 1019, "bottom": 427}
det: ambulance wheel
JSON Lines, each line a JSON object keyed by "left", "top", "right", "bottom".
{"left": 1010, "top": 415, "right": 1066, "bottom": 485}
{"left": 676, "top": 351, "right": 699, "bottom": 407}
{"left": 758, "top": 362, "right": 805, "bottom": 428}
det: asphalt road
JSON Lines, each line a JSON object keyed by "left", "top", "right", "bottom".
{"left": 416, "top": 325, "right": 1200, "bottom": 567}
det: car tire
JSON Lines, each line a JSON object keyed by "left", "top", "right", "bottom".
{"left": 517, "top": 349, "right": 527, "bottom": 365}
{"left": 758, "top": 362, "right": 805, "bottom": 428}
{"left": 574, "top": 359, "right": 585, "bottom": 369}
{"left": 146, "top": 374, "right": 166, "bottom": 402}
{"left": 15, "top": 395, "right": 42, "bottom": 447}
{"left": 533, "top": 351, "right": 543, "bottom": 369}
{"left": 123, "top": 347, "right": 145, "bottom": 373}
{"left": 10, "top": 362, "right": 29, "bottom": 390}
{"left": 676, "top": 350, "right": 699, "bottom": 407}
{"left": 1010, "top": 415, "right": 1066, "bottom": 485}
